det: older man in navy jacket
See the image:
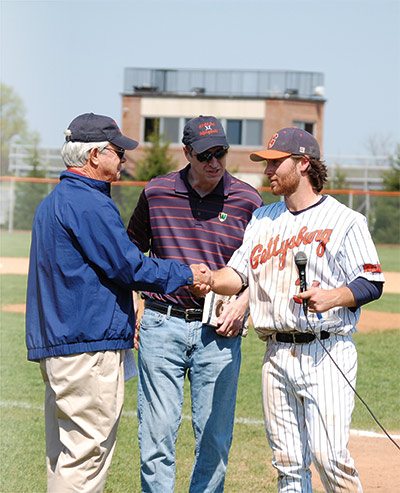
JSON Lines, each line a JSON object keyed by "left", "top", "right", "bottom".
{"left": 26, "top": 113, "right": 211, "bottom": 493}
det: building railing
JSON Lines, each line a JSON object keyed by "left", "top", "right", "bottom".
{"left": 123, "top": 67, "right": 325, "bottom": 100}
{"left": 8, "top": 144, "right": 64, "bottom": 178}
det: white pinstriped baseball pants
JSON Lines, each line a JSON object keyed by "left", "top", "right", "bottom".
{"left": 262, "top": 334, "right": 363, "bottom": 492}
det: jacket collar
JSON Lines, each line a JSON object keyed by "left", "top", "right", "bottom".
{"left": 60, "top": 170, "right": 111, "bottom": 196}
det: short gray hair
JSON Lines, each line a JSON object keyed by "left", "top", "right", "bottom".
{"left": 61, "top": 141, "right": 109, "bottom": 168}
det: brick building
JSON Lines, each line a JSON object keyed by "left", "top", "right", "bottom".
{"left": 121, "top": 68, "right": 326, "bottom": 186}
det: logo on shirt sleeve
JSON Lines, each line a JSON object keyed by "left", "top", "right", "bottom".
{"left": 363, "top": 263, "right": 382, "bottom": 273}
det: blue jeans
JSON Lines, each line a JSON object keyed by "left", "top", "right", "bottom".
{"left": 137, "top": 307, "right": 242, "bottom": 493}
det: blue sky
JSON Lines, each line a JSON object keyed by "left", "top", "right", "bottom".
{"left": 1, "top": 0, "right": 399, "bottom": 157}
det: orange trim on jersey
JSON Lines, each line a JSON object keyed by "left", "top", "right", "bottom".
{"left": 363, "top": 263, "right": 383, "bottom": 273}
{"left": 250, "top": 227, "right": 332, "bottom": 270}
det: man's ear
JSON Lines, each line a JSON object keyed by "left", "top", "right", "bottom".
{"left": 299, "top": 156, "right": 310, "bottom": 172}
{"left": 88, "top": 147, "right": 100, "bottom": 167}
{"left": 183, "top": 146, "right": 191, "bottom": 160}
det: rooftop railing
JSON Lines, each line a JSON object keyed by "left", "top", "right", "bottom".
{"left": 123, "top": 67, "right": 325, "bottom": 100}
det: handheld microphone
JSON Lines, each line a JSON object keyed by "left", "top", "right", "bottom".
{"left": 295, "top": 251, "right": 308, "bottom": 315}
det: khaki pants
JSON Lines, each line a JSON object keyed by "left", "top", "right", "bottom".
{"left": 40, "top": 350, "right": 125, "bottom": 493}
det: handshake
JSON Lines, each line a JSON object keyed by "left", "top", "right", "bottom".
{"left": 189, "top": 263, "right": 214, "bottom": 297}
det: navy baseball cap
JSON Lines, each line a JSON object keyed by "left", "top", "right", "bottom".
{"left": 182, "top": 116, "right": 229, "bottom": 153}
{"left": 65, "top": 113, "right": 138, "bottom": 150}
{"left": 250, "top": 127, "right": 320, "bottom": 161}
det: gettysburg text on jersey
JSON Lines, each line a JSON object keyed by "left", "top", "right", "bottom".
{"left": 250, "top": 226, "right": 332, "bottom": 270}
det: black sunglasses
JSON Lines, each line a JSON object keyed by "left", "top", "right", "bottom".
{"left": 104, "top": 146, "right": 125, "bottom": 160}
{"left": 195, "top": 147, "right": 228, "bottom": 163}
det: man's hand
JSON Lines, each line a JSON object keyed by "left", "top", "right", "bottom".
{"left": 190, "top": 265, "right": 244, "bottom": 298}
{"left": 215, "top": 288, "right": 249, "bottom": 337}
{"left": 296, "top": 286, "right": 356, "bottom": 313}
{"left": 132, "top": 291, "right": 140, "bottom": 350}
{"left": 189, "top": 263, "right": 214, "bottom": 297}
{"left": 134, "top": 319, "right": 140, "bottom": 350}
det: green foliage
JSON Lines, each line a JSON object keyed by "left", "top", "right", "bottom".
{"left": 111, "top": 177, "right": 144, "bottom": 228}
{"left": 12, "top": 134, "right": 51, "bottom": 230}
{"left": 363, "top": 293, "right": 400, "bottom": 313}
{"left": 326, "top": 164, "right": 348, "bottom": 189}
{"left": 0, "top": 230, "right": 31, "bottom": 257}
{"left": 259, "top": 189, "right": 280, "bottom": 206}
{"left": 376, "top": 245, "right": 400, "bottom": 271}
{"left": 371, "top": 195, "right": 400, "bottom": 244}
{"left": 328, "top": 192, "right": 400, "bottom": 246}
{"left": 382, "top": 144, "right": 400, "bottom": 191}
{"left": 369, "top": 145, "right": 400, "bottom": 243}
{"left": 368, "top": 145, "right": 400, "bottom": 243}
{"left": 134, "top": 128, "right": 177, "bottom": 181}
{"left": 0, "top": 83, "right": 28, "bottom": 175}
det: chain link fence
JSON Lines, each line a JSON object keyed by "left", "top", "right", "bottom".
{"left": 1, "top": 177, "right": 399, "bottom": 244}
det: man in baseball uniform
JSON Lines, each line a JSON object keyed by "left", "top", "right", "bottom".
{"left": 193, "top": 128, "right": 385, "bottom": 492}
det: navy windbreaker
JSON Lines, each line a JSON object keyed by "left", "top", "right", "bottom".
{"left": 26, "top": 171, "right": 193, "bottom": 361}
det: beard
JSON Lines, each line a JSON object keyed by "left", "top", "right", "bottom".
{"left": 270, "top": 161, "right": 300, "bottom": 196}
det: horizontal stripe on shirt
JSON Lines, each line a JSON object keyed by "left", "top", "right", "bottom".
{"left": 127, "top": 165, "right": 263, "bottom": 308}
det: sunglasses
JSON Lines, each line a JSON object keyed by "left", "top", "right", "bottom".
{"left": 104, "top": 146, "right": 125, "bottom": 160}
{"left": 194, "top": 147, "right": 228, "bottom": 163}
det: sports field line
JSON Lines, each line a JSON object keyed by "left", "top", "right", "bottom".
{"left": 1, "top": 400, "right": 399, "bottom": 440}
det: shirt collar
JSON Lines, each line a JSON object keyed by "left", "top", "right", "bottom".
{"left": 289, "top": 195, "right": 327, "bottom": 215}
{"left": 176, "top": 164, "right": 231, "bottom": 197}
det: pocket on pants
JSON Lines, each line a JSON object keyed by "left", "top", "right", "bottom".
{"left": 140, "top": 308, "right": 167, "bottom": 330}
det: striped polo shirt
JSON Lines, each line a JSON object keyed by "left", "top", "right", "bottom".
{"left": 127, "top": 164, "right": 264, "bottom": 309}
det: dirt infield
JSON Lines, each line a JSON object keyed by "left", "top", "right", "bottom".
{"left": 311, "top": 433, "right": 400, "bottom": 492}
{"left": 1, "top": 256, "right": 400, "bottom": 490}
{"left": 2, "top": 257, "right": 399, "bottom": 333}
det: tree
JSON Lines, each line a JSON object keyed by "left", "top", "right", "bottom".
{"left": 371, "top": 145, "right": 400, "bottom": 244}
{"left": 364, "top": 133, "right": 394, "bottom": 167}
{"left": 112, "top": 171, "right": 145, "bottom": 228}
{"left": 134, "top": 127, "right": 177, "bottom": 181}
{"left": 326, "top": 164, "right": 348, "bottom": 190}
{"left": 0, "top": 83, "right": 28, "bottom": 175}
{"left": 382, "top": 144, "right": 400, "bottom": 191}
{"left": 372, "top": 196, "right": 400, "bottom": 244}
{"left": 112, "top": 129, "right": 178, "bottom": 227}
{"left": 13, "top": 132, "right": 49, "bottom": 230}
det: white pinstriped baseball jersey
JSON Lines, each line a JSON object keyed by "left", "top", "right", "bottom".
{"left": 228, "top": 195, "right": 385, "bottom": 340}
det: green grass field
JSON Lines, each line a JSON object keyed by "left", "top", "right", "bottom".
{"left": 0, "top": 232, "right": 399, "bottom": 492}
{"left": 0, "top": 230, "right": 32, "bottom": 257}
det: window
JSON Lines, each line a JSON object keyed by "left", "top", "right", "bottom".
{"left": 293, "top": 121, "right": 314, "bottom": 135}
{"left": 144, "top": 117, "right": 180, "bottom": 143}
{"left": 244, "top": 120, "right": 263, "bottom": 146}
{"left": 226, "top": 120, "right": 242, "bottom": 145}
{"left": 226, "top": 119, "right": 262, "bottom": 146}
{"left": 144, "top": 117, "right": 160, "bottom": 141}
{"left": 163, "top": 118, "right": 180, "bottom": 143}
{"left": 144, "top": 117, "right": 263, "bottom": 146}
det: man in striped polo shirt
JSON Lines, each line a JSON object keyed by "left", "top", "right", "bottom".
{"left": 127, "top": 116, "right": 263, "bottom": 492}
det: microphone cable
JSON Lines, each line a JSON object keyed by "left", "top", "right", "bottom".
{"left": 303, "top": 310, "right": 400, "bottom": 452}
